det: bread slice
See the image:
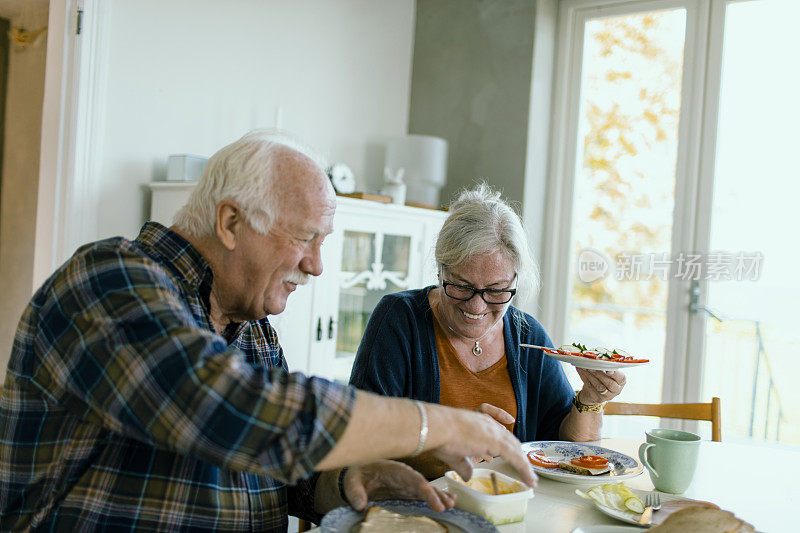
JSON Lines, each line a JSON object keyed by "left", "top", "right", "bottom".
{"left": 359, "top": 505, "right": 447, "bottom": 532}
{"left": 648, "top": 505, "right": 755, "bottom": 533}
{"left": 557, "top": 460, "right": 612, "bottom": 476}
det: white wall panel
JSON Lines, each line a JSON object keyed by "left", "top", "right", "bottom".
{"left": 96, "top": 0, "right": 415, "bottom": 240}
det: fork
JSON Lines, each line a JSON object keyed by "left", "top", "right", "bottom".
{"left": 649, "top": 492, "right": 662, "bottom": 511}
{"left": 638, "top": 492, "right": 662, "bottom": 524}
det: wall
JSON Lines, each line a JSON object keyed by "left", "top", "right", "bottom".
{"left": 95, "top": 0, "right": 416, "bottom": 242}
{"left": 0, "top": 5, "right": 48, "bottom": 379}
{"left": 407, "top": 0, "right": 558, "bottom": 313}
{"left": 408, "top": 0, "right": 537, "bottom": 207}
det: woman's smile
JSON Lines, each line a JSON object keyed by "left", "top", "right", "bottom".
{"left": 461, "top": 309, "right": 487, "bottom": 320}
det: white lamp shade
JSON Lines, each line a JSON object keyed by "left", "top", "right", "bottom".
{"left": 385, "top": 135, "right": 448, "bottom": 205}
{"left": 385, "top": 135, "right": 448, "bottom": 186}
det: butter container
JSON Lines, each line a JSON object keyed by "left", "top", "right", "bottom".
{"left": 444, "top": 469, "right": 533, "bottom": 525}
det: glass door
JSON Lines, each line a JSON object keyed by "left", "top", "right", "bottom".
{"left": 548, "top": 0, "right": 799, "bottom": 446}
{"left": 688, "top": 0, "right": 800, "bottom": 445}
{"left": 563, "top": 6, "right": 688, "bottom": 406}
{"left": 545, "top": 0, "right": 708, "bottom": 438}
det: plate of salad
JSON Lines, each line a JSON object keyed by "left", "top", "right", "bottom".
{"left": 519, "top": 343, "right": 650, "bottom": 370}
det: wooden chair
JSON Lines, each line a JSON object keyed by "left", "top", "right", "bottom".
{"left": 604, "top": 397, "right": 722, "bottom": 442}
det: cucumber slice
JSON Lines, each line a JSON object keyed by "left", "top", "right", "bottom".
{"left": 625, "top": 497, "right": 644, "bottom": 514}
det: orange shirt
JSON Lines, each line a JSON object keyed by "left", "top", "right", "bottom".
{"left": 433, "top": 316, "right": 518, "bottom": 432}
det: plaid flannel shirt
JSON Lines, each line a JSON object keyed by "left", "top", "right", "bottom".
{"left": 0, "top": 222, "right": 356, "bottom": 531}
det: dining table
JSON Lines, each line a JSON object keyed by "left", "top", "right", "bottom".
{"left": 467, "top": 437, "right": 797, "bottom": 532}
{"left": 311, "top": 437, "right": 797, "bottom": 532}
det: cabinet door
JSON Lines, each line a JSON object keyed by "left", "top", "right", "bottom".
{"left": 269, "top": 282, "right": 314, "bottom": 373}
{"left": 308, "top": 209, "right": 427, "bottom": 382}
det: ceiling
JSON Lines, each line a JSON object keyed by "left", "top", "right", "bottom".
{"left": 0, "top": 0, "right": 48, "bottom": 20}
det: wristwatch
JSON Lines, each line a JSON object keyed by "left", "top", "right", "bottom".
{"left": 573, "top": 391, "right": 606, "bottom": 413}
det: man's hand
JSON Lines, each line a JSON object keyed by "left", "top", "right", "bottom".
{"left": 316, "top": 392, "right": 536, "bottom": 489}
{"left": 425, "top": 404, "right": 537, "bottom": 488}
{"left": 343, "top": 460, "right": 455, "bottom": 512}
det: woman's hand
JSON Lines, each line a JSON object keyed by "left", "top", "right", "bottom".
{"left": 342, "top": 460, "right": 456, "bottom": 512}
{"left": 476, "top": 403, "right": 515, "bottom": 428}
{"left": 471, "top": 403, "right": 514, "bottom": 463}
{"left": 576, "top": 368, "right": 626, "bottom": 405}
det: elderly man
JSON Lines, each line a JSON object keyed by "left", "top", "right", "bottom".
{"left": 0, "top": 131, "right": 535, "bottom": 531}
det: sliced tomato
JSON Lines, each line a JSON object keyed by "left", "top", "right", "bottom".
{"left": 570, "top": 455, "right": 609, "bottom": 469}
{"left": 622, "top": 358, "right": 649, "bottom": 363}
{"left": 528, "top": 450, "right": 560, "bottom": 468}
{"left": 578, "top": 352, "right": 598, "bottom": 359}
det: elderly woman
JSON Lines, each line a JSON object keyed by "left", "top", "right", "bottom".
{"left": 349, "top": 184, "right": 626, "bottom": 476}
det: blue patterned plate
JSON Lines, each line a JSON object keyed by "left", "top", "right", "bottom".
{"left": 522, "top": 441, "right": 643, "bottom": 484}
{"left": 320, "top": 499, "right": 498, "bottom": 532}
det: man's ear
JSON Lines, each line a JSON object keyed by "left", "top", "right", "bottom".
{"left": 215, "top": 200, "right": 243, "bottom": 251}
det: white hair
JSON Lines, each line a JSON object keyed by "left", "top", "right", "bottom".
{"left": 436, "top": 183, "right": 540, "bottom": 302}
{"left": 173, "top": 129, "right": 327, "bottom": 238}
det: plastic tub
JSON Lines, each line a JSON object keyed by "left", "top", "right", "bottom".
{"left": 444, "top": 469, "right": 533, "bottom": 525}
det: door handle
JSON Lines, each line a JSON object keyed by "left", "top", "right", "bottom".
{"left": 328, "top": 317, "right": 336, "bottom": 340}
{"left": 690, "top": 303, "right": 725, "bottom": 322}
{"left": 689, "top": 281, "right": 724, "bottom": 322}
{"left": 316, "top": 317, "right": 323, "bottom": 341}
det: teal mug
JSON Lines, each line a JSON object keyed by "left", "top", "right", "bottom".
{"left": 638, "top": 428, "right": 700, "bottom": 494}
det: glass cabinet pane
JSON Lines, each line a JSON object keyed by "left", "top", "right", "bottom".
{"left": 336, "top": 231, "right": 412, "bottom": 358}
{"left": 341, "top": 231, "right": 374, "bottom": 272}
{"left": 381, "top": 234, "right": 411, "bottom": 277}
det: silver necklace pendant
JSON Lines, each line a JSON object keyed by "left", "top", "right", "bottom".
{"left": 473, "top": 341, "right": 482, "bottom": 357}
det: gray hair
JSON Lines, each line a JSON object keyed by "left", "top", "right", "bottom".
{"left": 173, "top": 129, "right": 327, "bottom": 238}
{"left": 436, "top": 183, "right": 540, "bottom": 302}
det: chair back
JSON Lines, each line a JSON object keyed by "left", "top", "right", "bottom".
{"left": 604, "top": 397, "right": 721, "bottom": 442}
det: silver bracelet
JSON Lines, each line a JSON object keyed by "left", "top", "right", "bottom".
{"left": 410, "top": 400, "right": 429, "bottom": 457}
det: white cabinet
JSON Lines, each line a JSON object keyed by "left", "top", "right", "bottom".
{"left": 307, "top": 198, "right": 446, "bottom": 382}
{"left": 149, "top": 182, "right": 197, "bottom": 225}
{"left": 148, "top": 184, "right": 446, "bottom": 382}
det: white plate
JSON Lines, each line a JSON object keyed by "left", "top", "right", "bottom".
{"left": 522, "top": 441, "right": 643, "bottom": 484}
{"left": 593, "top": 502, "right": 649, "bottom": 527}
{"left": 586, "top": 487, "right": 658, "bottom": 526}
{"left": 519, "top": 344, "right": 649, "bottom": 370}
{"left": 320, "top": 499, "right": 498, "bottom": 532}
{"left": 588, "top": 489, "right": 688, "bottom": 527}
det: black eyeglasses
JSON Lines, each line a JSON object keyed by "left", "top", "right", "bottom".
{"left": 440, "top": 272, "right": 517, "bottom": 305}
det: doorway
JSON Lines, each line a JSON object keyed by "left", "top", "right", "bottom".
{"left": 544, "top": 0, "right": 799, "bottom": 446}
{"left": 0, "top": 16, "right": 9, "bottom": 228}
